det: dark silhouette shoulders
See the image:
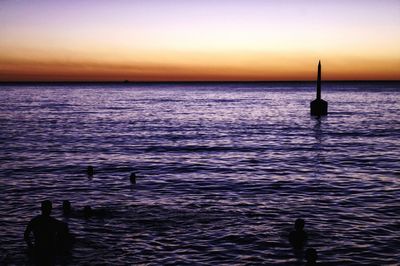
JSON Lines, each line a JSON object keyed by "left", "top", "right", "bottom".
{"left": 24, "top": 201, "right": 61, "bottom": 249}
{"left": 24, "top": 200, "right": 63, "bottom": 265}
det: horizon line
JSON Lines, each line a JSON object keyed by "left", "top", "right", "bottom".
{"left": 1, "top": 79, "right": 400, "bottom": 85}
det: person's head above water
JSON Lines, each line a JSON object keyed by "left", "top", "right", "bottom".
{"left": 83, "top": 206, "right": 93, "bottom": 218}
{"left": 305, "top": 248, "right": 318, "bottom": 264}
{"left": 289, "top": 218, "right": 308, "bottom": 248}
{"left": 41, "top": 200, "right": 52, "bottom": 216}
{"left": 130, "top": 173, "right": 136, "bottom": 184}
{"left": 62, "top": 200, "right": 71, "bottom": 215}
{"left": 295, "top": 218, "right": 305, "bottom": 231}
{"left": 87, "top": 166, "right": 94, "bottom": 176}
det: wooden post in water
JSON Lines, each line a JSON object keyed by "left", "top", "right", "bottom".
{"left": 310, "top": 61, "right": 328, "bottom": 116}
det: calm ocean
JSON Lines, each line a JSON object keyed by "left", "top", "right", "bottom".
{"left": 0, "top": 82, "right": 399, "bottom": 265}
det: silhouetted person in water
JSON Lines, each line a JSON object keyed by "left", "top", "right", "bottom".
{"left": 289, "top": 218, "right": 308, "bottom": 249}
{"left": 24, "top": 200, "right": 61, "bottom": 265}
{"left": 82, "top": 205, "right": 110, "bottom": 219}
{"left": 130, "top": 172, "right": 136, "bottom": 184}
{"left": 62, "top": 200, "right": 72, "bottom": 216}
{"left": 305, "top": 248, "right": 318, "bottom": 265}
{"left": 63, "top": 201, "right": 107, "bottom": 219}
{"left": 83, "top": 205, "right": 93, "bottom": 218}
{"left": 87, "top": 165, "right": 94, "bottom": 176}
{"left": 56, "top": 222, "right": 74, "bottom": 255}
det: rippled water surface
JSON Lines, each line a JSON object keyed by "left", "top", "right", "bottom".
{"left": 0, "top": 82, "right": 399, "bottom": 265}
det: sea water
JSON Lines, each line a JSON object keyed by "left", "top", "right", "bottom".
{"left": 0, "top": 82, "right": 399, "bottom": 265}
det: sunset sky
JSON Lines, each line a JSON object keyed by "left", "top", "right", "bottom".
{"left": 1, "top": 0, "right": 399, "bottom": 81}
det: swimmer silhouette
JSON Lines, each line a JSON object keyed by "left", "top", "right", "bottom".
{"left": 82, "top": 205, "right": 109, "bottom": 219}
{"left": 62, "top": 201, "right": 80, "bottom": 218}
{"left": 87, "top": 166, "right": 94, "bottom": 176}
{"left": 24, "top": 200, "right": 62, "bottom": 265}
{"left": 83, "top": 206, "right": 93, "bottom": 218}
{"left": 62, "top": 200, "right": 72, "bottom": 216}
{"left": 130, "top": 172, "right": 136, "bottom": 184}
{"left": 289, "top": 218, "right": 308, "bottom": 249}
{"left": 305, "top": 248, "right": 318, "bottom": 265}
{"left": 56, "top": 222, "right": 74, "bottom": 254}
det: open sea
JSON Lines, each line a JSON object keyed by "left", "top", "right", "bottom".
{"left": 0, "top": 82, "right": 399, "bottom": 265}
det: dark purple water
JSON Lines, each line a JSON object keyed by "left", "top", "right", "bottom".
{"left": 0, "top": 82, "right": 399, "bottom": 265}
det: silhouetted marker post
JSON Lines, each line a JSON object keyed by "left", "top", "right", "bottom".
{"left": 310, "top": 61, "right": 328, "bottom": 116}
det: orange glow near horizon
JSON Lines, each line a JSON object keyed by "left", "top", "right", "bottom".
{"left": 1, "top": 0, "right": 399, "bottom": 81}
{"left": 1, "top": 53, "right": 399, "bottom": 81}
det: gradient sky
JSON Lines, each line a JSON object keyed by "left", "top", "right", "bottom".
{"left": 1, "top": 0, "right": 399, "bottom": 81}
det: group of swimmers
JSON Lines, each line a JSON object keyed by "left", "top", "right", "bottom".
{"left": 63, "top": 200, "right": 109, "bottom": 219}
{"left": 23, "top": 167, "right": 137, "bottom": 265}
{"left": 24, "top": 200, "right": 108, "bottom": 264}
{"left": 23, "top": 166, "right": 319, "bottom": 265}
{"left": 25, "top": 201, "right": 319, "bottom": 265}
{"left": 289, "top": 218, "right": 318, "bottom": 265}
{"left": 87, "top": 165, "right": 137, "bottom": 184}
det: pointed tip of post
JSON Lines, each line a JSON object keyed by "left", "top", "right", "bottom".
{"left": 318, "top": 60, "right": 321, "bottom": 65}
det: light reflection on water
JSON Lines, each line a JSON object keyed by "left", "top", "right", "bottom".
{"left": 0, "top": 83, "right": 399, "bottom": 265}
